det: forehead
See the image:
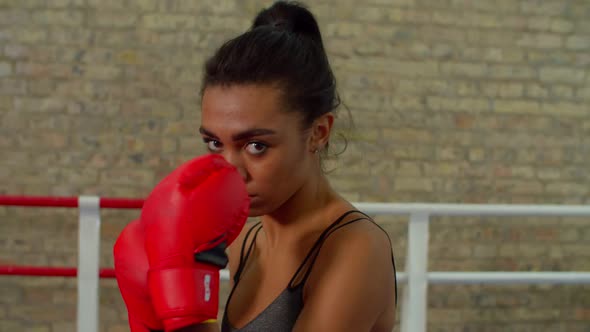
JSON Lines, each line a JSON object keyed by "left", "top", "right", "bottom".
{"left": 201, "top": 84, "right": 299, "bottom": 133}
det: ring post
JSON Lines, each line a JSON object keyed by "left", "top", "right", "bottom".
{"left": 401, "top": 212, "right": 430, "bottom": 332}
{"left": 77, "top": 196, "right": 101, "bottom": 332}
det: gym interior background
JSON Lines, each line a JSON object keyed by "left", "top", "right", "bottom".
{"left": 0, "top": 0, "right": 589, "bottom": 331}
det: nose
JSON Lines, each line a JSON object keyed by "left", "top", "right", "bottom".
{"left": 222, "top": 151, "right": 248, "bottom": 182}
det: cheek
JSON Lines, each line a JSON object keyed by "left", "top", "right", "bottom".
{"left": 248, "top": 146, "right": 308, "bottom": 194}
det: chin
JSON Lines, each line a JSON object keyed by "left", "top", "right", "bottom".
{"left": 248, "top": 208, "right": 264, "bottom": 218}
{"left": 247, "top": 197, "right": 280, "bottom": 218}
{"left": 247, "top": 200, "right": 267, "bottom": 217}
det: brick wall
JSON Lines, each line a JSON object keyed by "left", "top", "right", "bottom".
{"left": 1, "top": 0, "right": 589, "bottom": 331}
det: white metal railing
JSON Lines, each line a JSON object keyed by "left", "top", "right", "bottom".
{"left": 357, "top": 202, "right": 590, "bottom": 332}
{"left": 77, "top": 196, "right": 101, "bottom": 332}
{"left": 79, "top": 201, "right": 590, "bottom": 332}
{"left": 5, "top": 197, "right": 590, "bottom": 332}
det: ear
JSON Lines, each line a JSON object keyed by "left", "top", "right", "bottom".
{"left": 309, "top": 113, "right": 334, "bottom": 152}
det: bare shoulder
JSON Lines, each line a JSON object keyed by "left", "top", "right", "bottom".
{"left": 312, "top": 215, "right": 394, "bottom": 277}
{"left": 327, "top": 214, "right": 391, "bottom": 252}
{"left": 294, "top": 214, "right": 397, "bottom": 331}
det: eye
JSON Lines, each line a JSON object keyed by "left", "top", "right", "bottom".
{"left": 203, "top": 138, "right": 222, "bottom": 152}
{"left": 245, "top": 142, "right": 267, "bottom": 155}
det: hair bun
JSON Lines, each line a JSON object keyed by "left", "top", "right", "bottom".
{"left": 252, "top": 1, "right": 323, "bottom": 45}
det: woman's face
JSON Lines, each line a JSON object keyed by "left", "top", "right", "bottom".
{"left": 200, "top": 84, "right": 315, "bottom": 217}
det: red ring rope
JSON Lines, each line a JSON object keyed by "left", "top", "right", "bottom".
{"left": 0, "top": 266, "right": 116, "bottom": 278}
{"left": 0, "top": 195, "right": 139, "bottom": 279}
{"left": 0, "top": 195, "right": 144, "bottom": 209}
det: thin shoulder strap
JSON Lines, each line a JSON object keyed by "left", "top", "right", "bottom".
{"left": 288, "top": 210, "right": 360, "bottom": 288}
{"left": 356, "top": 211, "right": 398, "bottom": 305}
{"left": 290, "top": 210, "right": 398, "bottom": 305}
{"left": 290, "top": 216, "right": 369, "bottom": 287}
{"left": 233, "top": 222, "right": 263, "bottom": 284}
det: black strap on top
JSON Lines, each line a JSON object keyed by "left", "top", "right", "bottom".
{"left": 287, "top": 210, "right": 362, "bottom": 289}
{"left": 233, "top": 222, "right": 263, "bottom": 284}
{"left": 356, "top": 211, "right": 399, "bottom": 306}
{"left": 288, "top": 210, "right": 398, "bottom": 305}
{"left": 231, "top": 210, "right": 398, "bottom": 305}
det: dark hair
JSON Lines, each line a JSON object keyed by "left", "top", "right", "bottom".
{"left": 201, "top": 1, "right": 340, "bottom": 129}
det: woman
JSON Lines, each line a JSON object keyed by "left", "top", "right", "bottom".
{"left": 115, "top": 1, "right": 397, "bottom": 331}
{"left": 197, "top": 2, "right": 397, "bottom": 331}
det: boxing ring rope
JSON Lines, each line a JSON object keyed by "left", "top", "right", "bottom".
{"left": 1, "top": 196, "right": 590, "bottom": 332}
{"left": 0, "top": 266, "right": 116, "bottom": 278}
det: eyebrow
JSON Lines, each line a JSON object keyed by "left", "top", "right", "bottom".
{"left": 199, "top": 127, "right": 277, "bottom": 141}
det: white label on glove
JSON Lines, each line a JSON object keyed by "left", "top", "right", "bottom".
{"left": 204, "top": 274, "right": 211, "bottom": 302}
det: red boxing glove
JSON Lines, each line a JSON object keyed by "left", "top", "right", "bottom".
{"left": 113, "top": 219, "right": 163, "bottom": 332}
{"left": 142, "top": 154, "right": 249, "bottom": 331}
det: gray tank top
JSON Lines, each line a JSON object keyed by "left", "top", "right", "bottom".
{"left": 221, "top": 210, "right": 397, "bottom": 332}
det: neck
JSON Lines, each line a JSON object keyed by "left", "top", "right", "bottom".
{"left": 260, "top": 173, "right": 339, "bottom": 250}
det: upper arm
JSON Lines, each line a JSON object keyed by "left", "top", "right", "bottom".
{"left": 293, "top": 222, "right": 396, "bottom": 332}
